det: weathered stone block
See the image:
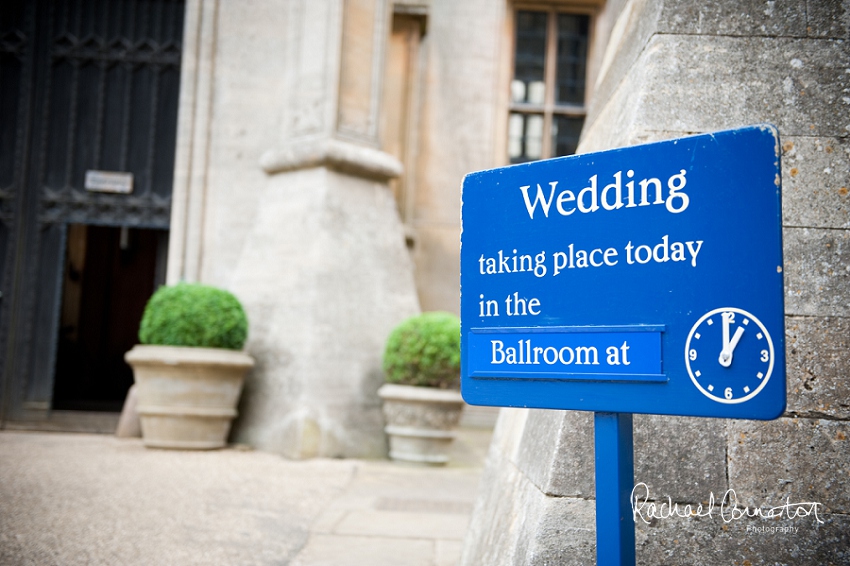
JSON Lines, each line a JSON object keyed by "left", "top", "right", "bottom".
{"left": 460, "top": 449, "right": 525, "bottom": 566}
{"left": 583, "top": 34, "right": 850, "bottom": 152}
{"left": 781, "top": 136, "right": 850, "bottom": 229}
{"left": 806, "top": 0, "right": 850, "bottom": 39}
{"left": 782, "top": 227, "right": 850, "bottom": 317}
{"left": 516, "top": 410, "right": 594, "bottom": 498}
{"left": 461, "top": 444, "right": 596, "bottom": 566}
{"left": 785, "top": 315, "right": 850, "bottom": 419}
{"left": 587, "top": 0, "right": 849, "bottom": 141}
{"left": 586, "top": 0, "right": 664, "bottom": 135}
{"left": 658, "top": 0, "right": 807, "bottom": 37}
{"left": 635, "top": 35, "right": 850, "bottom": 138}
{"left": 634, "top": 415, "right": 728, "bottom": 503}
{"left": 635, "top": 510, "right": 850, "bottom": 565}
{"left": 515, "top": 410, "right": 566, "bottom": 493}
{"left": 515, "top": 412, "right": 729, "bottom": 504}
{"left": 728, "top": 418, "right": 850, "bottom": 513}
{"left": 488, "top": 407, "right": 530, "bottom": 463}
{"left": 520, "top": 496, "right": 596, "bottom": 566}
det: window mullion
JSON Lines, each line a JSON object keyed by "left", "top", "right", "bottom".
{"left": 541, "top": 9, "right": 557, "bottom": 159}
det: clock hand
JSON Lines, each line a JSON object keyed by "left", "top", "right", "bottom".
{"left": 721, "top": 312, "right": 732, "bottom": 349}
{"left": 728, "top": 325, "right": 744, "bottom": 353}
{"left": 718, "top": 325, "right": 745, "bottom": 368}
{"left": 719, "top": 312, "right": 732, "bottom": 366}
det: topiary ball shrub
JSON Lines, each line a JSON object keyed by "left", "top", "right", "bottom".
{"left": 383, "top": 312, "right": 461, "bottom": 389}
{"left": 138, "top": 283, "right": 248, "bottom": 350}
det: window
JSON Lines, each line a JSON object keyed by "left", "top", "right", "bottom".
{"left": 508, "top": 9, "right": 590, "bottom": 164}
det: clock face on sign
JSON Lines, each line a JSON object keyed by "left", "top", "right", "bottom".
{"left": 684, "top": 307, "right": 774, "bottom": 404}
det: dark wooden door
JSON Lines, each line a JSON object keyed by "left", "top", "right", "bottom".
{"left": 0, "top": 0, "right": 184, "bottom": 425}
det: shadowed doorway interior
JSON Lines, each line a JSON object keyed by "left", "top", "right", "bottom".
{"left": 0, "top": 0, "right": 184, "bottom": 427}
{"left": 52, "top": 224, "right": 167, "bottom": 411}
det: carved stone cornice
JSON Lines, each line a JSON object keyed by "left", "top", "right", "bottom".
{"left": 260, "top": 137, "right": 403, "bottom": 182}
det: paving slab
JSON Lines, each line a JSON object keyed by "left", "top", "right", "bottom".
{"left": 290, "top": 535, "right": 434, "bottom": 566}
{"left": 291, "top": 451, "right": 482, "bottom": 565}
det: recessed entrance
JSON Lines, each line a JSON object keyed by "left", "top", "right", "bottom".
{"left": 0, "top": 0, "right": 183, "bottom": 427}
{"left": 52, "top": 224, "right": 167, "bottom": 411}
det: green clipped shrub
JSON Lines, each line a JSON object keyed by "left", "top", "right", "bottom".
{"left": 138, "top": 283, "right": 248, "bottom": 350}
{"left": 383, "top": 312, "right": 461, "bottom": 389}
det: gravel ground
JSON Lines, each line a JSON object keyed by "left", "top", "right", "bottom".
{"left": 0, "top": 431, "right": 356, "bottom": 565}
{"left": 0, "top": 428, "right": 490, "bottom": 566}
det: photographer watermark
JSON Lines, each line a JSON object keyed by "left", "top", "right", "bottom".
{"left": 630, "top": 483, "right": 825, "bottom": 527}
{"left": 746, "top": 524, "right": 799, "bottom": 536}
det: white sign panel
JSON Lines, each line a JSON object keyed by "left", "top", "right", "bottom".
{"left": 85, "top": 170, "right": 134, "bottom": 194}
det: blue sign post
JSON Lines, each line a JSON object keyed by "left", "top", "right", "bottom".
{"left": 460, "top": 125, "right": 785, "bottom": 565}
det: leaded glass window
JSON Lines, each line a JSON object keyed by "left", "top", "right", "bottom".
{"left": 509, "top": 9, "right": 590, "bottom": 164}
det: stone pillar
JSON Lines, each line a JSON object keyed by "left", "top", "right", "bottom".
{"left": 168, "top": 0, "right": 419, "bottom": 458}
{"left": 229, "top": 0, "right": 419, "bottom": 459}
{"left": 462, "top": 0, "right": 849, "bottom": 563}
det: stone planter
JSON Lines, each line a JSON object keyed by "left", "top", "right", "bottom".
{"left": 378, "top": 383, "right": 464, "bottom": 465}
{"left": 125, "top": 345, "right": 254, "bottom": 449}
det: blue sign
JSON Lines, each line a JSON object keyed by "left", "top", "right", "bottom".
{"left": 460, "top": 125, "right": 785, "bottom": 420}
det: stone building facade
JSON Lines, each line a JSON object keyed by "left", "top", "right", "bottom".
{"left": 0, "top": 0, "right": 507, "bottom": 456}
{"left": 460, "top": 0, "right": 850, "bottom": 564}
{"left": 1, "top": 8, "right": 847, "bottom": 559}
{"left": 165, "top": 0, "right": 516, "bottom": 457}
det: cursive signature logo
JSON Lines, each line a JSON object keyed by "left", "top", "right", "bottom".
{"left": 630, "top": 483, "right": 824, "bottom": 525}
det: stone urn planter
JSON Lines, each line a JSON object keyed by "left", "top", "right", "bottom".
{"left": 125, "top": 345, "right": 253, "bottom": 449}
{"left": 381, "top": 312, "right": 462, "bottom": 465}
{"left": 125, "top": 283, "right": 253, "bottom": 450}
{"left": 378, "top": 383, "right": 464, "bottom": 465}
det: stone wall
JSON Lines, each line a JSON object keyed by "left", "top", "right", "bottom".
{"left": 405, "top": 0, "right": 507, "bottom": 314}
{"left": 461, "top": 0, "right": 850, "bottom": 564}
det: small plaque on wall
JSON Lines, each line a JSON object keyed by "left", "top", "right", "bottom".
{"left": 85, "top": 170, "right": 134, "bottom": 194}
